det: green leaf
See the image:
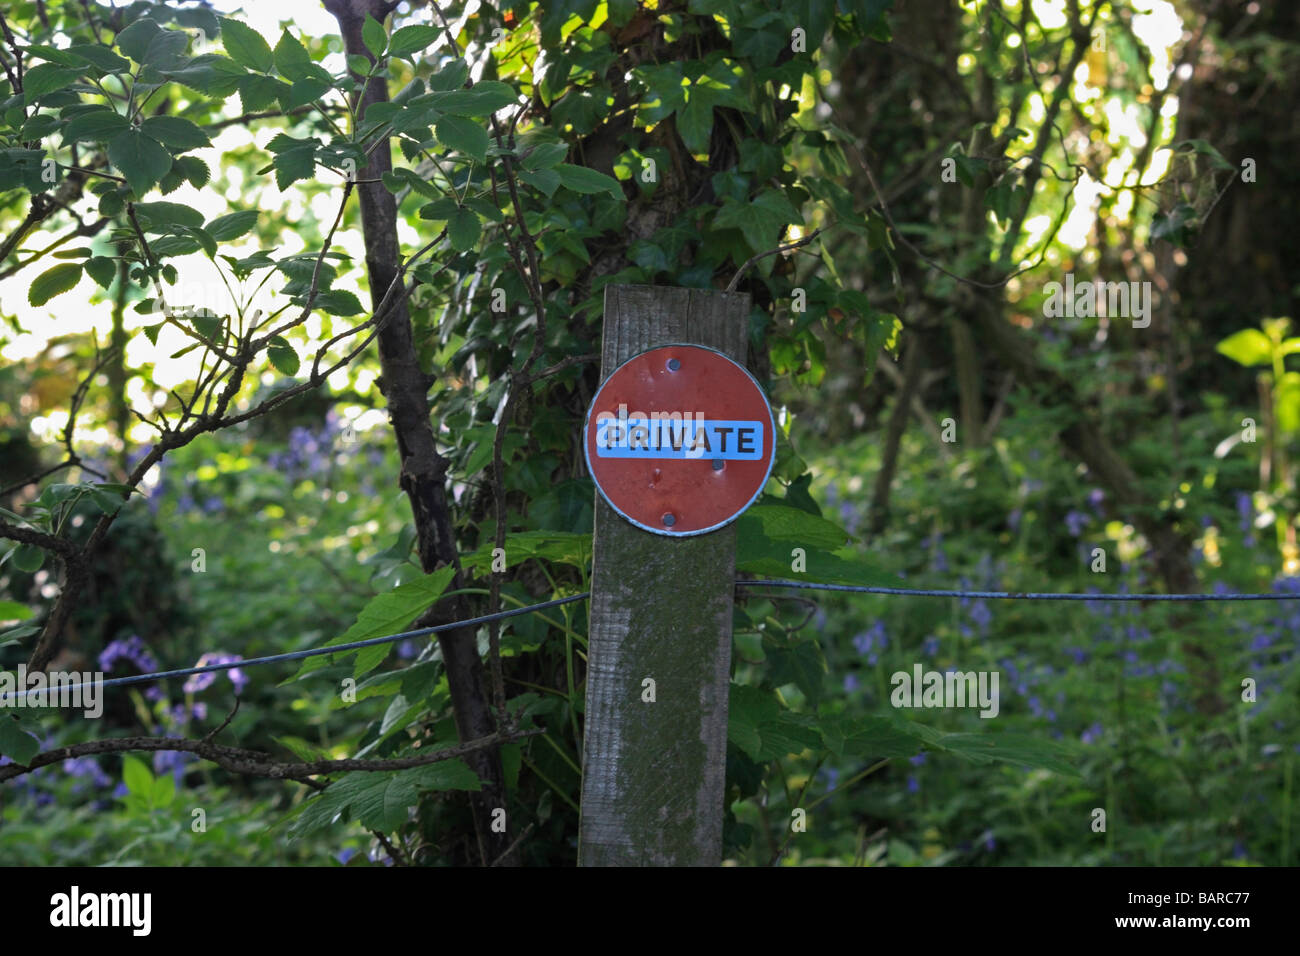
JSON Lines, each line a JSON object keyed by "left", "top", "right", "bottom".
{"left": 726, "top": 683, "right": 821, "bottom": 761}
{"left": 0, "top": 717, "right": 39, "bottom": 766}
{"left": 422, "top": 82, "right": 517, "bottom": 116}
{"left": 107, "top": 129, "right": 172, "bottom": 197}
{"left": 460, "top": 531, "right": 592, "bottom": 574}
{"left": 312, "top": 290, "right": 364, "bottom": 316}
{"left": 554, "top": 163, "right": 623, "bottom": 199}
{"left": 766, "top": 638, "right": 826, "bottom": 704}
{"left": 287, "top": 760, "right": 481, "bottom": 839}
{"left": 122, "top": 754, "right": 153, "bottom": 795}
{"left": 140, "top": 115, "right": 211, "bottom": 151}
{"left": 435, "top": 115, "right": 489, "bottom": 163}
{"left": 219, "top": 16, "right": 274, "bottom": 72}
{"left": 1277, "top": 371, "right": 1300, "bottom": 433}
{"left": 448, "top": 206, "right": 481, "bottom": 251}
{"left": 206, "top": 209, "right": 259, "bottom": 242}
{"left": 271, "top": 146, "right": 318, "bottom": 190}
{"left": 417, "top": 197, "right": 460, "bottom": 221}
{"left": 12, "top": 545, "right": 45, "bottom": 572}
{"left": 133, "top": 201, "right": 205, "bottom": 230}
{"left": 1216, "top": 328, "right": 1273, "bottom": 368}
{"left": 65, "top": 43, "right": 131, "bottom": 74}
{"left": 518, "top": 168, "right": 560, "bottom": 197}
{"left": 522, "top": 142, "right": 568, "bottom": 170}
{"left": 677, "top": 93, "right": 713, "bottom": 154}
{"left": 389, "top": 25, "right": 441, "bottom": 58}
{"left": 267, "top": 335, "right": 300, "bottom": 376}
{"left": 738, "top": 502, "right": 849, "bottom": 551}
{"left": 85, "top": 256, "right": 117, "bottom": 289}
{"left": 362, "top": 15, "right": 388, "bottom": 60}
{"left": 0, "top": 601, "right": 32, "bottom": 622}
{"left": 273, "top": 29, "right": 314, "bottom": 81}
{"left": 176, "top": 155, "right": 211, "bottom": 188}
{"left": 62, "top": 107, "right": 130, "bottom": 143}
{"left": 713, "top": 187, "right": 801, "bottom": 253}
{"left": 238, "top": 74, "right": 288, "bottom": 112}
{"left": 22, "top": 64, "right": 80, "bottom": 104}
{"left": 935, "top": 732, "right": 1080, "bottom": 776}
{"left": 287, "top": 567, "right": 457, "bottom": 681}
{"left": 285, "top": 77, "right": 330, "bottom": 110}
{"left": 29, "top": 262, "right": 83, "bottom": 306}
{"left": 115, "top": 18, "right": 161, "bottom": 62}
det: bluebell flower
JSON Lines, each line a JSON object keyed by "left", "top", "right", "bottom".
{"left": 1081, "top": 722, "right": 1103, "bottom": 744}
{"left": 922, "top": 635, "right": 941, "bottom": 657}
{"left": 906, "top": 775, "right": 919, "bottom": 794}
{"left": 99, "top": 635, "right": 158, "bottom": 674}
{"left": 909, "top": 753, "right": 927, "bottom": 766}
{"left": 843, "top": 673, "right": 860, "bottom": 693}
{"left": 184, "top": 652, "right": 248, "bottom": 694}
{"left": 336, "top": 847, "right": 357, "bottom": 865}
{"left": 1065, "top": 510, "right": 1089, "bottom": 537}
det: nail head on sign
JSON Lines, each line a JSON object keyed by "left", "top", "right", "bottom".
{"left": 667, "top": 358, "right": 681, "bottom": 371}
{"left": 662, "top": 513, "right": 676, "bottom": 526}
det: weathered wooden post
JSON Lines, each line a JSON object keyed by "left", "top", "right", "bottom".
{"left": 579, "top": 284, "right": 771, "bottom": 866}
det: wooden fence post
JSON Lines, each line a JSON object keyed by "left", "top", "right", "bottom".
{"left": 578, "top": 284, "right": 752, "bottom": 866}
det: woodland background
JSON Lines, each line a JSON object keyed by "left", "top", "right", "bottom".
{"left": 0, "top": 0, "right": 1297, "bottom": 866}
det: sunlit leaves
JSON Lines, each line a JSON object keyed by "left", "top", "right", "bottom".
{"left": 28, "top": 263, "right": 83, "bottom": 306}
{"left": 107, "top": 128, "right": 173, "bottom": 197}
{"left": 62, "top": 108, "right": 129, "bottom": 144}
{"left": 218, "top": 16, "right": 273, "bottom": 72}
{"left": 435, "top": 115, "right": 488, "bottom": 163}
{"left": 388, "top": 25, "right": 441, "bottom": 58}
{"left": 268, "top": 336, "right": 300, "bottom": 376}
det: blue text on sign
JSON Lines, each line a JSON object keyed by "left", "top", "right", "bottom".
{"left": 594, "top": 413, "right": 765, "bottom": 460}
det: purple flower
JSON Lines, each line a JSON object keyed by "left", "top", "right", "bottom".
{"left": 1087, "top": 488, "right": 1105, "bottom": 511}
{"left": 909, "top": 753, "right": 927, "bottom": 766}
{"left": 922, "top": 635, "right": 941, "bottom": 657}
{"left": 183, "top": 652, "right": 248, "bottom": 694}
{"left": 906, "top": 774, "right": 919, "bottom": 793}
{"left": 1065, "top": 510, "right": 1089, "bottom": 537}
{"left": 1081, "top": 722, "right": 1103, "bottom": 744}
{"left": 983, "top": 830, "right": 996, "bottom": 851}
{"left": 968, "top": 600, "right": 992, "bottom": 632}
{"left": 843, "top": 673, "right": 860, "bottom": 693}
{"left": 99, "top": 635, "right": 158, "bottom": 674}
{"left": 336, "top": 847, "right": 357, "bottom": 865}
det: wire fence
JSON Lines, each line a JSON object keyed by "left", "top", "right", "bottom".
{"left": 7, "top": 576, "right": 1300, "bottom": 701}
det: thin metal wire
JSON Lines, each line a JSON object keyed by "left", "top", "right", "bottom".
{"left": 738, "top": 579, "right": 1300, "bottom": 601}
{"left": 8, "top": 576, "right": 1299, "bottom": 703}
{"left": 3, "top": 593, "right": 591, "bottom": 701}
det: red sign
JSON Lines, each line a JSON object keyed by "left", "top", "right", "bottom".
{"left": 583, "top": 344, "right": 776, "bottom": 536}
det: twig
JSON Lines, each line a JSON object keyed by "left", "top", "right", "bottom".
{"left": 727, "top": 228, "right": 824, "bottom": 293}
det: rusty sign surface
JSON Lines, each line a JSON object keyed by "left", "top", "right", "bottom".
{"left": 583, "top": 344, "right": 776, "bottom": 536}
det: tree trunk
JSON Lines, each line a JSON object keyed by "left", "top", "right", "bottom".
{"left": 323, "top": 0, "right": 513, "bottom": 866}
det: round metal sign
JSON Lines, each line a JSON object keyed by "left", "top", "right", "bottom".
{"left": 583, "top": 344, "right": 777, "bottom": 536}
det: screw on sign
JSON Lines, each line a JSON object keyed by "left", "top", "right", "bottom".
{"left": 583, "top": 344, "right": 776, "bottom": 535}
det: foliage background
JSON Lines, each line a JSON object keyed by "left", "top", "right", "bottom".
{"left": 0, "top": 0, "right": 1297, "bottom": 866}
